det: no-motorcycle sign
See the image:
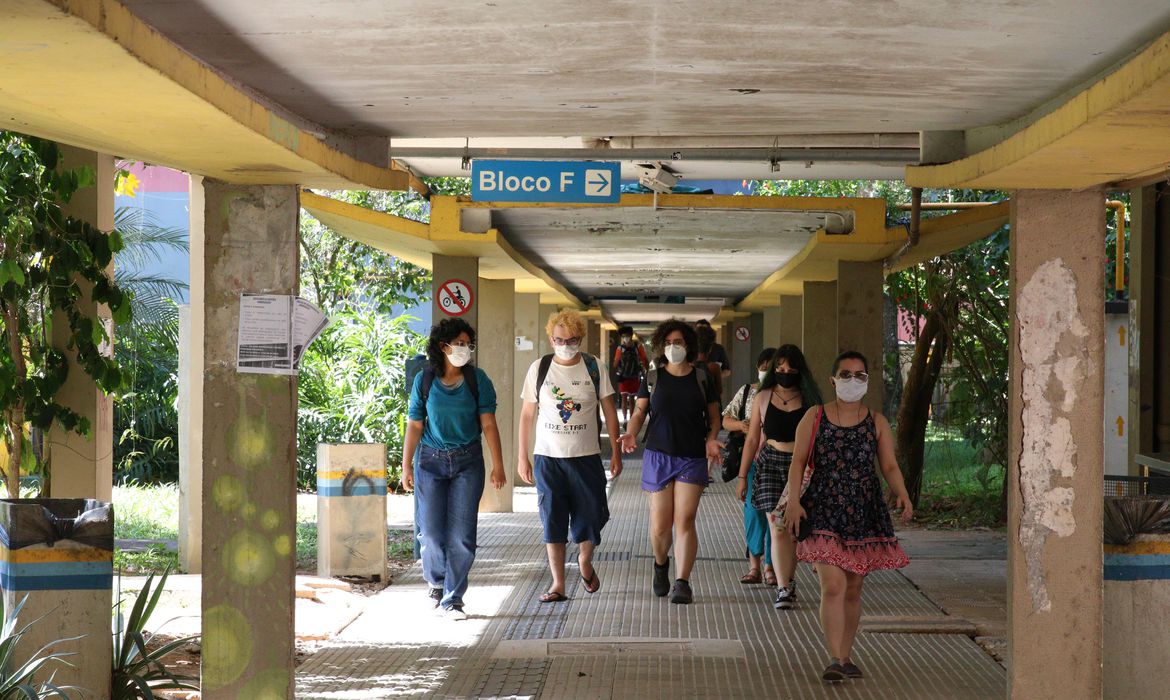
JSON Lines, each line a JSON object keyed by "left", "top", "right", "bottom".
{"left": 438, "top": 279, "right": 473, "bottom": 317}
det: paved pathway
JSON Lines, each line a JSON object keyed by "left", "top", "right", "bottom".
{"left": 296, "top": 456, "right": 1005, "bottom": 699}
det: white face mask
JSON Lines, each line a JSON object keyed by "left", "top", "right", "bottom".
{"left": 554, "top": 344, "right": 580, "bottom": 361}
{"left": 758, "top": 370, "right": 768, "bottom": 382}
{"left": 834, "top": 377, "right": 868, "bottom": 403}
{"left": 446, "top": 345, "right": 472, "bottom": 367}
{"left": 664, "top": 345, "right": 687, "bottom": 365}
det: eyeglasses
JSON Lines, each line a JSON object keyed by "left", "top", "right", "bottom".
{"left": 551, "top": 337, "right": 581, "bottom": 347}
{"left": 443, "top": 341, "right": 476, "bottom": 352}
{"left": 836, "top": 370, "right": 869, "bottom": 381}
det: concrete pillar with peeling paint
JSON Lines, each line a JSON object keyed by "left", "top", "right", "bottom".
{"left": 1008, "top": 190, "right": 1105, "bottom": 699}
{"left": 802, "top": 281, "right": 838, "bottom": 390}
{"left": 201, "top": 182, "right": 298, "bottom": 700}
{"left": 477, "top": 279, "right": 515, "bottom": 513}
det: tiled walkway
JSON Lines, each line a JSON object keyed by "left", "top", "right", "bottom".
{"left": 296, "top": 456, "right": 1005, "bottom": 699}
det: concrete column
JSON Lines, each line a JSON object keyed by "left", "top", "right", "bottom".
{"left": 802, "top": 281, "right": 838, "bottom": 390}
{"left": 586, "top": 320, "right": 601, "bottom": 357}
{"left": 179, "top": 175, "right": 205, "bottom": 573}
{"left": 1151, "top": 185, "right": 1170, "bottom": 454}
{"left": 46, "top": 145, "right": 114, "bottom": 500}
{"left": 432, "top": 255, "right": 479, "bottom": 331}
{"left": 837, "top": 260, "right": 885, "bottom": 414}
{"left": 779, "top": 295, "right": 803, "bottom": 348}
{"left": 514, "top": 294, "right": 541, "bottom": 457}
{"left": 1128, "top": 185, "right": 1157, "bottom": 468}
{"left": 730, "top": 319, "right": 754, "bottom": 392}
{"left": 749, "top": 313, "right": 764, "bottom": 362}
{"left": 477, "top": 279, "right": 515, "bottom": 513}
{"left": 538, "top": 304, "right": 557, "bottom": 356}
{"left": 762, "top": 304, "right": 781, "bottom": 347}
{"left": 1007, "top": 190, "right": 1105, "bottom": 699}
{"left": 200, "top": 182, "right": 298, "bottom": 700}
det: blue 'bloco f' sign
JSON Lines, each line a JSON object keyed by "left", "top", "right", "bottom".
{"left": 471, "top": 160, "right": 621, "bottom": 203}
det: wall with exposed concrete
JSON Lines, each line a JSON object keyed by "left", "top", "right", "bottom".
{"left": 1007, "top": 190, "right": 1104, "bottom": 699}
{"left": 478, "top": 279, "right": 515, "bottom": 512}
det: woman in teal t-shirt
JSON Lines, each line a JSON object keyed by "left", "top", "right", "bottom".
{"left": 402, "top": 318, "right": 506, "bottom": 620}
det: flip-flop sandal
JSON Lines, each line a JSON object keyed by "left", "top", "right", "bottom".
{"left": 578, "top": 554, "right": 601, "bottom": 593}
{"left": 763, "top": 569, "right": 777, "bottom": 586}
{"left": 739, "top": 569, "right": 762, "bottom": 584}
{"left": 540, "top": 591, "right": 568, "bottom": 603}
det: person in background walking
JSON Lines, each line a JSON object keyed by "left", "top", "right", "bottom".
{"left": 784, "top": 350, "right": 912, "bottom": 683}
{"left": 694, "top": 318, "right": 731, "bottom": 380}
{"left": 619, "top": 319, "right": 722, "bottom": 605}
{"left": 402, "top": 318, "right": 507, "bottom": 620}
{"left": 736, "top": 344, "right": 822, "bottom": 610}
{"left": 518, "top": 310, "right": 623, "bottom": 603}
{"left": 723, "top": 347, "right": 777, "bottom": 585}
{"left": 612, "top": 325, "right": 648, "bottom": 430}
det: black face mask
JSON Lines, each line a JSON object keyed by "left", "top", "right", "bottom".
{"left": 775, "top": 372, "right": 800, "bottom": 389}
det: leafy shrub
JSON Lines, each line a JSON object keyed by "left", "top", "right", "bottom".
{"left": 296, "top": 311, "right": 423, "bottom": 490}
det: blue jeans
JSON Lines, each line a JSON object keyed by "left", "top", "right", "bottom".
{"left": 415, "top": 441, "right": 486, "bottom": 608}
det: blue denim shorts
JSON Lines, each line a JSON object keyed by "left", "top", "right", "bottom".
{"left": 641, "top": 449, "right": 709, "bottom": 492}
{"left": 534, "top": 454, "right": 610, "bottom": 545}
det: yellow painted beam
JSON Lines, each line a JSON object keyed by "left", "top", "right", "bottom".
{"left": 907, "top": 29, "right": 1170, "bottom": 189}
{"left": 881, "top": 203, "right": 1010, "bottom": 272}
{"left": 735, "top": 203, "right": 1010, "bottom": 311}
{"left": 300, "top": 192, "right": 582, "bottom": 308}
{"left": 1, "top": 0, "right": 407, "bottom": 189}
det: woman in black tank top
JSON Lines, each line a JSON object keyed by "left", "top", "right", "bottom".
{"left": 736, "top": 344, "right": 822, "bottom": 610}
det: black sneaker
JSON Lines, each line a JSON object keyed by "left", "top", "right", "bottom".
{"left": 841, "top": 661, "right": 863, "bottom": 679}
{"left": 442, "top": 604, "right": 468, "bottom": 621}
{"left": 428, "top": 586, "right": 443, "bottom": 608}
{"left": 773, "top": 586, "right": 794, "bottom": 610}
{"left": 669, "top": 579, "right": 693, "bottom": 605}
{"left": 652, "top": 558, "right": 671, "bottom": 597}
{"left": 822, "top": 661, "right": 847, "bottom": 683}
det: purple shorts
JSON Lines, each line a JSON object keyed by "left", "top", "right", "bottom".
{"left": 642, "top": 449, "right": 709, "bottom": 492}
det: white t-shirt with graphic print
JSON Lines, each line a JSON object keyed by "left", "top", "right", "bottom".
{"left": 521, "top": 357, "right": 615, "bottom": 458}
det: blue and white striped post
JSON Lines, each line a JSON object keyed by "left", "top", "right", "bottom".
{"left": 316, "top": 444, "right": 387, "bottom": 580}
{"left": 0, "top": 498, "right": 113, "bottom": 699}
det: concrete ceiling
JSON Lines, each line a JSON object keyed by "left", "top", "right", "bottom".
{"left": 493, "top": 205, "right": 833, "bottom": 303}
{"left": 121, "top": 1, "right": 1170, "bottom": 143}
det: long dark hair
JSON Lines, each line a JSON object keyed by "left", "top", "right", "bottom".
{"left": 760, "top": 343, "right": 823, "bottom": 406}
{"left": 650, "top": 319, "right": 698, "bottom": 366}
{"left": 426, "top": 318, "right": 476, "bottom": 374}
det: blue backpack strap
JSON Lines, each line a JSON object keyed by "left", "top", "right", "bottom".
{"left": 581, "top": 353, "right": 601, "bottom": 398}
{"left": 535, "top": 354, "right": 555, "bottom": 394}
{"left": 419, "top": 367, "right": 436, "bottom": 422}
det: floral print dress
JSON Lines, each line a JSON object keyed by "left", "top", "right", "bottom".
{"left": 795, "top": 411, "right": 909, "bottom": 575}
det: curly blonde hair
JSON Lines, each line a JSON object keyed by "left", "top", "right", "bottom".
{"left": 545, "top": 309, "right": 587, "bottom": 340}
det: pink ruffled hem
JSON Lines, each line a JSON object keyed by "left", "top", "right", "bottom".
{"left": 796, "top": 530, "right": 909, "bottom": 575}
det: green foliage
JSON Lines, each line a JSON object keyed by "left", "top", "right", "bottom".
{"left": 0, "top": 131, "right": 131, "bottom": 497}
{"left": 0, "top": 595, "right": 78, "bottom": 699}
{"left": 112, "top": 484, "right": 180, "bottom": 574}
{"left": 916, "top": 427, "right": 1005, "bottom": 529}
{"left": 111, "top": 203, "right": 187, "bottom": 485}
{"left": 297, "top": 312, "right": 423, "bottom": 489}
{"left": 111, "top": 570, "right": 198, "bottom": 699}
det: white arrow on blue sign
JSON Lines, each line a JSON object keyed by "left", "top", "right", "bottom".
{"left": 471, "top": 160, "right": 621, "bottom": 203}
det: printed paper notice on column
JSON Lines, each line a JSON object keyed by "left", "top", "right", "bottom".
{"left": 237, "top": 294, "right": 294, "bottom": 373}
{"left": 237, "top": 294, "right": 330, "bottom": 374}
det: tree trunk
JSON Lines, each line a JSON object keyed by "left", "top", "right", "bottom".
{"left": 895, "top": 311, "right": 949, "bottom": 506}
{"left": 2, "top": 306, "right": 24, "bottom": 498}
{"left": 883, "top": 293, "right": 903, "bottom": 417}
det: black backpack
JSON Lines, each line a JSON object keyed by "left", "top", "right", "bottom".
{"left": 615, "top": 344, "right": 643, "bottom": 380}
{"left": 417, "top": 365, "right": 481, "bottom": 435}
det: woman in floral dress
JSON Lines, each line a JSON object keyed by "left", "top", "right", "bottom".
{"left": 782, "top": 350, "right": 913, "bottom": 683}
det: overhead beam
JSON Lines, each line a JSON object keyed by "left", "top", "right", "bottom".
{"left": 1, "top": 0, "right": 410, "bottom": 189}
{"left": 907, "top": 28, "right": 1170, "bottom": 189}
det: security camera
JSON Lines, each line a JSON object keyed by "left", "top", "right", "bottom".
{"left": 637, "top": 164, "right": 678, "bottom": 194}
